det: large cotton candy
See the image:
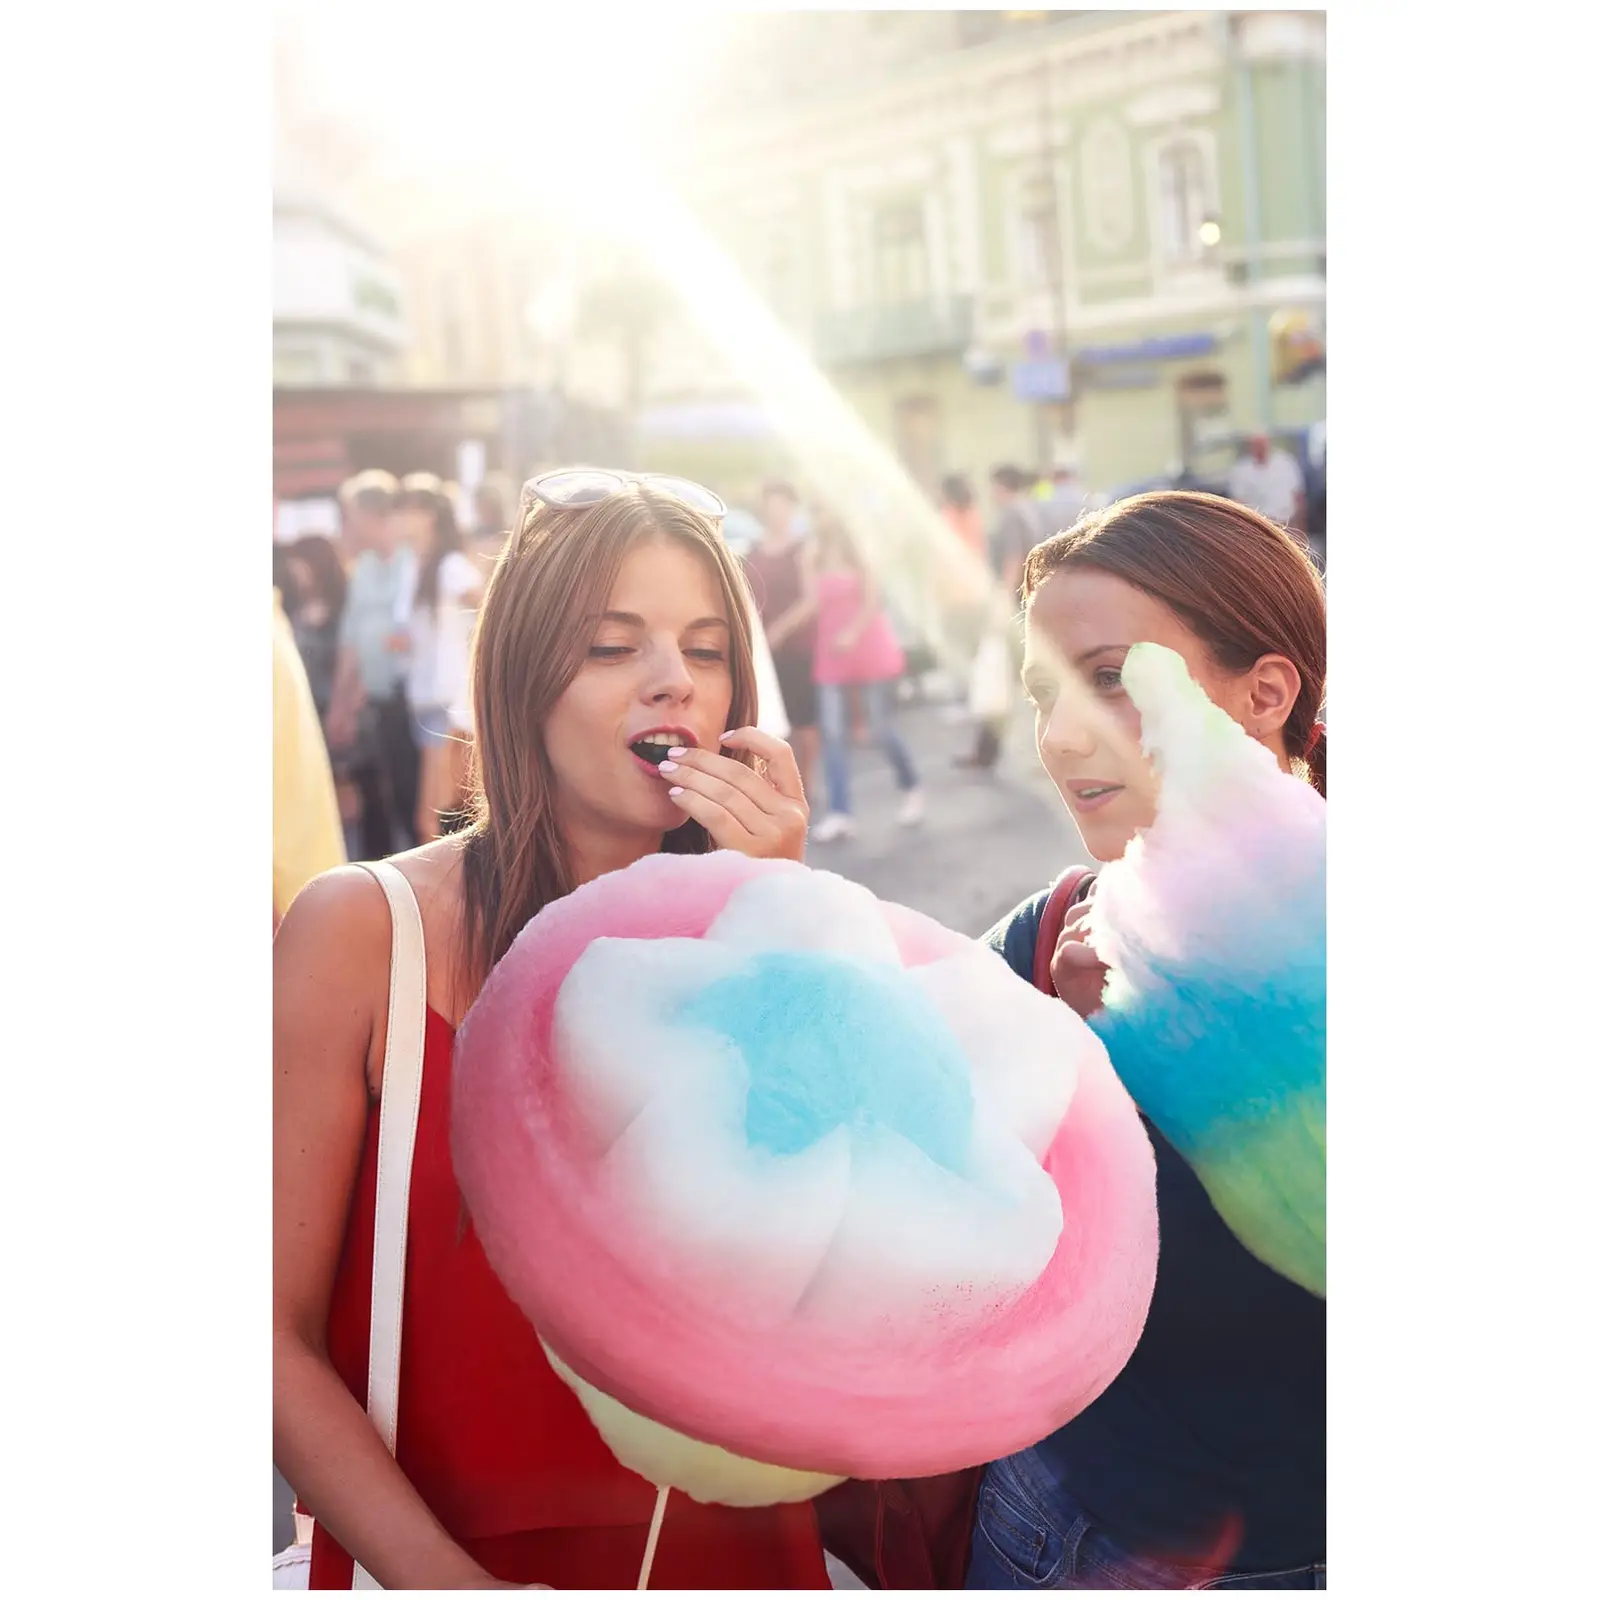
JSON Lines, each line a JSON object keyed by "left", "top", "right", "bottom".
{"left": 453, "top": 854, "right": 1159, "bottom": 1504}
{"left": 1086, "top": 642, "right": 1326, "bottom": 1297}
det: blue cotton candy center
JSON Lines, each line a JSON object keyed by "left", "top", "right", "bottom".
{"left": 674, "top": 951, "right": 975, "bottom": 1174}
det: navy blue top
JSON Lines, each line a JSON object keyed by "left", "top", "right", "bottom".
{"left": 985, "top": 889, "right": 1326, "bottom": 1572}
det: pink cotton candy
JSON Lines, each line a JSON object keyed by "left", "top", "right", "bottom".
{"left": 453, "top": 853, "right": 1158, "bottom": 1485}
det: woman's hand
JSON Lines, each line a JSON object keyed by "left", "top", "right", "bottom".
{"left": 659, "top": 728, "right": 808, "bottom": 861}
{"left": 1050, "top": 898, "right": 1110, "bottom": 1019}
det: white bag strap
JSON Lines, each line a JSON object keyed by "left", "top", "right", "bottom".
{"left": 351, "top": 861, "right": 429, "bottom": 1590}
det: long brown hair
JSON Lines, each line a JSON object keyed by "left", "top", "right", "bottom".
{"left": 458, "top": 484, "right": 760, "bottom": 990}
{"left": 1022, "top": 491, "right": 1327, "bottom": 795}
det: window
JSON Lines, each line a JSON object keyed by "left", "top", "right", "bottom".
{"left": 871, "top": 199, "right": 929, "bottom": 305}
{"left": 1157, "top": 139, "right": 1211, "bottom": 263}
{"left": 1081, "top": 117, "right": 1135, "bottom": 254}
{"left": 1016, "top": 172, "right": 1063, "bottom": 289}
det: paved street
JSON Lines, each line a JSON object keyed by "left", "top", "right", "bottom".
{"left": 802, "top": 686, "right": 1092, "bottom": 937}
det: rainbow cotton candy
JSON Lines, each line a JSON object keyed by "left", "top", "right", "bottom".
{"left": 453, "top": 853, "right": 1158, "bottom": 1505}
{"left": 1086, "top": 642, "right": 1326, "bottom": 1297}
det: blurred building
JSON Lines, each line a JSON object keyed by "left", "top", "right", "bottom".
{"left": 660, "top": 8, "right": 1326, "bottom": 493}
{"left": 270, "top": 9, "right": 1324, "bottom": 502}
{"left": 272, "top": 189, "right": 408, "bottom": 389}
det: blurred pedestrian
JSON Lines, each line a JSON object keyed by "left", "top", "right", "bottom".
{"left": 327, "top": 476, "right": 420, "bottom": 859}
{"left": 955, "top": 464, "right": 1043, "bottom": 771}
{"left": 808, "top": 509, "right": 923, "bottom": 842}
{"left": 393, "top": 482, "right": 484, "bottom": 843}
{"left": 742, "top": 479, "right": 821, "bottom": 801}
{"left": 273, "top": 588, "right": 345, "bottom": 932}
{"left": 1227, "top": 432, "right": 1306, "bottom": 531}
{"left": 470, "top": 471, "right": 516, "bottom": 575}
{"left": 336, "top": 468, "right": 398, "bottom": 564}
{"left": 280, "top": 534, "right": 348, "bottom": 723}
{"left": 940, "top": 472, "right": 986, "bottom": 570}
{"left": 1043, "top": 463, "right": 1087, "bottom": 534}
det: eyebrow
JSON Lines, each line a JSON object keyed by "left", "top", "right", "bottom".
{"left": 598, "top": 610, "right": 730, "bottom": 631}
{"left": 1072, "top": 643, "right": 1129, "bottom": 668}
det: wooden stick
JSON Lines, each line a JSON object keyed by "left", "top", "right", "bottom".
{"left": 637, "top": 1484, "right": 670, "bottom": 1590}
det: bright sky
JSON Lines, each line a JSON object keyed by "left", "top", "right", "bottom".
{"left": 278, "top": 0, "right": 713, "bottom": 195}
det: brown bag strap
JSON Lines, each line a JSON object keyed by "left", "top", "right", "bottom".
{"left": 1032, "top": 866, "right": 1097, "bottom": 996}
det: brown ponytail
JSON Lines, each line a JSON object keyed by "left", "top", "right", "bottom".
{"left": 1022, "top": 492, "right": 1327, "bottom": 796}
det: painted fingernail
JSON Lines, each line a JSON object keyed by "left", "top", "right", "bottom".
{"left": 668, "top": 785, "right": 684, "bottom": 797}
{"left": 719, "top": 730, "right": 738, "bottom": 741}
{"left": 666, "top": 747, "right": 688, "bottom": 758}
{"left": 657, "top": 760, "right": 679, "bottom": 773}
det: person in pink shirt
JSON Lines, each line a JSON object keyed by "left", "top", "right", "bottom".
{"left": 808, "top": 508, "right": 924, "bottom": 842}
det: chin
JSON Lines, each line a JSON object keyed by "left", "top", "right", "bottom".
{"left": 1076, "top": 814, "right": 1137, "bottom": 866}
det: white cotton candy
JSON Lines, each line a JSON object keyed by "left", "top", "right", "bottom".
{"left": 909, "top": 947, "right": 1084, "bottom": 1158}
{"left": 599, "top": 1056, "right": 856, "bottom": 1328}
{"left": 704, "top": 869, "right": 904, "bottom": 967}
{"left": 794, "top": 1123, "right": 1064, "bottom": 1335}
{"left": 552, "top": 936, "right": 748, "bottom": 1149}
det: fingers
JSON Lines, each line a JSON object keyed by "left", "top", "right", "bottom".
{"left": 713, "top": 727, "right": 807, "bottom": 805}
{"left": 666, "top": 780, "right": 807, "bottom": 861}
{"left": 662, "top": 760, "right": 770, "bottom": 838}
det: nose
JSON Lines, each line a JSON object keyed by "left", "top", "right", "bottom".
{"left": 640, "top": 638, "right": 696, "bottom": 706}
{"left": 1040, "top": 688, "right": 1099, "bottom": 761}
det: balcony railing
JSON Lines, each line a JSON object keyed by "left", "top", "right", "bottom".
{"left": 812, "top": 295, "right": 976, "bottom": 366}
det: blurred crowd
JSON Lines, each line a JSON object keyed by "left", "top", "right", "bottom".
{"left": 272, "top": 439, "right": 1324, "bottom": 888}
{"left": 273, "top": 471, "right": 514, "bottom": 868}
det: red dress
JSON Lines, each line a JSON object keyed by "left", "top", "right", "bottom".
{"left": 308, "top": 1007, "right": 831, "bottom": 1589}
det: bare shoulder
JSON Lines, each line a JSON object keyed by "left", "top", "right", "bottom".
{"left": 275, "top": 863, "right": 391, "bottom": 974}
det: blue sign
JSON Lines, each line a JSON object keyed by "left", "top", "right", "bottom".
{"left": 1011, "top": 358, "right": 1071, "bottom": 402}
{"left": 1076, "top": 333, "right": 1218, "bottom": 366}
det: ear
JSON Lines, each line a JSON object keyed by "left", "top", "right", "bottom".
{"left": 1245, "top": 653, "right": 1302, "bottom": 740}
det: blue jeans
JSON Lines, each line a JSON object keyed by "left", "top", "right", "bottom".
{"left": 966, "top": 1451, "right": 1325, "bottom": 1590}
{"left": 817, "top": 679, "right": 918, "bottom": 816}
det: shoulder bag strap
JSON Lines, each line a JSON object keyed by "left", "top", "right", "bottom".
{"left": 351, "top": 861, "right": 429, "bottom": 1590}
{"left": 1032, "top": 866, "right": 1097, "bottom": 996}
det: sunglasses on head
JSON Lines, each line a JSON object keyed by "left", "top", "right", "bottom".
{"left": 521, "top": 468, "right": 727, "bottom": 522}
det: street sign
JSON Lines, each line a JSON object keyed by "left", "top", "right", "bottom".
{"left": 1011, "top": 358, "right": 1071, "bottom": 402}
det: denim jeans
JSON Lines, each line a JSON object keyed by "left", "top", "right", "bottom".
{"left": 965, "top": 1451, "right": 1325, "bottom": 1590}
{"left": 816, "top": 678, "right": 918, "bottom": 816}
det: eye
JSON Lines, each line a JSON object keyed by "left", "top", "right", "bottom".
{"left": 1091, "top": 666, "right": 1124, "bottom": 693}
{"left": 588, "top": 645, "right": 632, "bottom": 659}
{"left": 1023, "top": 677, "right": 1057, "bottom": 709}
{"left": 687, "top": 648, "right": 727, "bottom": 664}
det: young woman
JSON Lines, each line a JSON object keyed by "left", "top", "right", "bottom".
{"left": 807, "top": 509, "right": 924, "bottom": 842}
{"left": 274, "top": 471, "right": 826, "bottom": 1590}
{"left": 966, "top": 491, "right": 1326, "bottom": 1591}
{"left": 392, "top": 484, "right": 484, "bottom": 843}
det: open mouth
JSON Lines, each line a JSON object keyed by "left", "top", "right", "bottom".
{"left": 1067, "top": 782, "right": 1125, "bottom": 812}
{"left": 629, "top": 731, "right": 696, "bottom": 768}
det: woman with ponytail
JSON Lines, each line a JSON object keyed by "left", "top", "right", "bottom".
{"left": 967, "top": 492, "right": 1327, "bottom": 1590}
